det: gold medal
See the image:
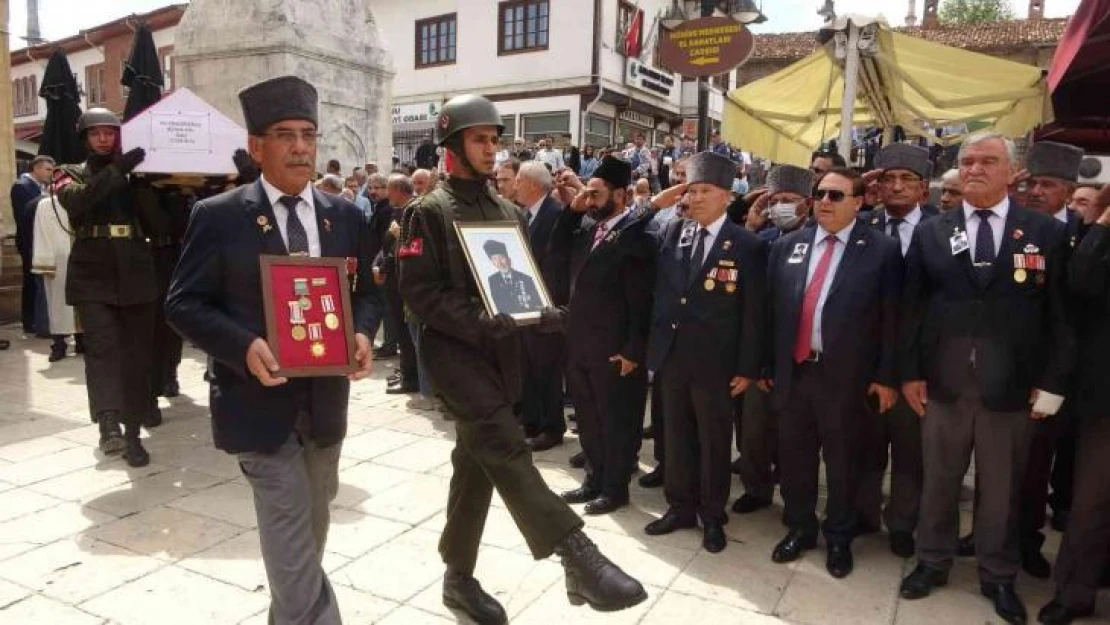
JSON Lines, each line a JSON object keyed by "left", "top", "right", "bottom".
{"left": 299, "top": 296, "right": 312, "bottom": 311}
{"left": 324, "top": 313, "right": 339, "bottom": 330}
{"left": 1014, "top": 268, "right": 1027, "bottom": 284}
{"left": 310, "top": 341, "right": 326, "bottom": 358}
{"left": 725, "top": 283, "right": 736, "bottom": 293}
{"left": 704, "top": 279, "right": 715, "bottom": 291}
{"left": 291, "top": 325, "right": 307, "bottom": 341}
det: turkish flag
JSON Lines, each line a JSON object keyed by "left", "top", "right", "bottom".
{"left": 624, "top": 7, "right": 643, "bottom": 58}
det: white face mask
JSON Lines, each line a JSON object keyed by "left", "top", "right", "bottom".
{"left": 769, "top": 202, "right": 802, "bottom": 229}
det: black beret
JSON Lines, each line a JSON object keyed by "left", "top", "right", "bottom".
{"left": 686, "top": 151, "right": 735, "bottom": 190}
{"left": 875, "top": 143, "right": 930, "bottom": 179}
{"left": 591, "top": 155, "right": 632, "bottom": 189}
{"left": 483, "top": 239, "right": 508, "bottom": 257}
{"left": 238, "top": 76, "right": 318, "bottom": 136}
{"left": 1026, "top": 141, "right": 1084, "bottom": 182}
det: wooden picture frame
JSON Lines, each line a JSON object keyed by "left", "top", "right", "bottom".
{"left": 454, "top": 221, "right": 553, "bottom": 325}
{"left": 259, "top": 255, "right": 358, "bottom": 377}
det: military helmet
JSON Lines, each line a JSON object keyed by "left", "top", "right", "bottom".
{"left": 77, "top": 108, "right": 121, "bottom": 136}
{"left": 435, "top": 95, "right": 504, "bottom": 146}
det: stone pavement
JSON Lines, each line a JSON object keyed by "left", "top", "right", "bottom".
{"left": 0, "top": 326, "right": 1102, "bottom": 624}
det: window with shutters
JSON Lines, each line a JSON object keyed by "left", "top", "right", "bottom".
{"left": 415, "top": 13, "right": 457, "bottom": 68}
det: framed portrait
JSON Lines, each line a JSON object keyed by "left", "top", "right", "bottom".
{"left": 454, "top": 221, "right": 553, "bottom": 324}
{"left": 259, "top": 255, "right": 359, "bottom": 377}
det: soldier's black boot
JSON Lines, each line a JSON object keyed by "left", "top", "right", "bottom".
{"left": 554, "top": 529, "right": 647, "bottom": 611}
{"left": 143, "top": 407, "right": 163, "bottom": 428}
{"left": 97, "top": 411, "right": 125, "bottom": 455}
{"left": 442, "top": 571, "right": 507, "bottom": 625}
{"left": 122, "top": 425, "right": 150, "bottom": 468}
{"left": 162, "top": 378, "right": 180, "bottom": 398}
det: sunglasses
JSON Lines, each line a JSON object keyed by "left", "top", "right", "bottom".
{"left": 814, "top": 189, "right": 853, "bottom": 202}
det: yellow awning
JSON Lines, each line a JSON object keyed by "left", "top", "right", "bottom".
{"left": 723, "top": 17, "right": 1048, "bottom": 167}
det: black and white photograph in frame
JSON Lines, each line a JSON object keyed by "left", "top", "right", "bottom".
{"left": 455, "top": 221, "right": 552, "bottom": 324}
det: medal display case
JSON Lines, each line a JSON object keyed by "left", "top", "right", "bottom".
{"left": 259, "top": 255, "right": 358, "bottom": 377}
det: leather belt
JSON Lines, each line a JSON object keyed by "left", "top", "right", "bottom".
{"left": 75, "top": 224, "right": 140, "bottom": 239}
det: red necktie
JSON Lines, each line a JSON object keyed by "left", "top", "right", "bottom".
{"left": 591, "top": 222, "right": 609, "bottom": 251}
{"left": 794, "top": 235, "right": 838, "bottom": 363}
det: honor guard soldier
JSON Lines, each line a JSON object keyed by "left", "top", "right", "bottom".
{"left": 549, "top": 156, "right": 656, "bottom": 515}
{"left": 397, "top": 94, "right": 646, "bottom": 625}
{"left": 167, "top": 76, "right": 378, "bottom": 625}
{"left": 643, "top": 151, "right": 767, "bottom": 554}
{"left": 55, "top": 108, "right": 157, "bottom": 467}
{"left": 1038, "top": 190, "right": 1110, "bottom": 625}
{"left": 766, "top": 167, "right": 903, "bottom": 579}
{"left": 899, "top": 132, "right": 1075, "bottom": 625}
{"left": 732, "top": 164, "right": 815, "bottom": 518}
{"left": 855, "top": 143, "right": 937, "bottom": 558}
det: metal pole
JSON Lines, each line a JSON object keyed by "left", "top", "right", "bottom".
{"left": 696, "top": 0, "right": 714, "bottom": 152}
{"left": 838, "top": 20, "right": 860, "bottom": 164}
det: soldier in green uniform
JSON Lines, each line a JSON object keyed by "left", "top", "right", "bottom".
{"left": 55, "top": 108, "right": 158, "bottom": 467}
{"left": 398, "top": 94, "right": 646, "bottom": 625}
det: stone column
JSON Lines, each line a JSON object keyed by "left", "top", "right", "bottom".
{"left": 0, "top": 0, "right": 18, "bottom": 232}
{"left": 172, "top": 0, "right": 395, "bottom": 172}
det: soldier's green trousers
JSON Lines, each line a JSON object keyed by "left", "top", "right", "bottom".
{"left": 422, "top": 327, "right": 583, "bottom": 575}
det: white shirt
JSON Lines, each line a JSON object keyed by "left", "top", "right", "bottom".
{"left": 534, "top": 148, "right": 564, "bottom": 171}
{"left": 962, "top": 197, "right": 1009, "bottom": 261}
{"left": 261, "top": 175, "right": 321, "bottom": 257}
{"left": 806, "top": 223, "right": 852, "bottom": 352}
{"left": 693, "top": 213, "right": 728, "bottom": 266}
{"left": 887, "top": 205, "right": 923, "bottom": 256}
{"left": 525, "top": 197, "right": 544, "bottom": 225}
{"left": 1054, "top": 207, "right": 1068, "bottom": 223}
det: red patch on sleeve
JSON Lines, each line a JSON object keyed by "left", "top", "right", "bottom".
{"left": 398, "top": 237, "right": 424, "bottom": 258}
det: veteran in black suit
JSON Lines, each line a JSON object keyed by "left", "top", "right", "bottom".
{"left": 643, "top": 151, "right": 767, "bottom": 554}
{"left": 898, "top": 132, "right": 1075, "bottom": 625}
{"left": 766, "top": 167, "right": 902, "bottom": 579}
{"left": 166, "top": 77, "right": 378, "bottom": 625}
{"left": 514, "top": 162, "right": 569, "bottom": 451}
{"left": 854, "top": 144, "right": 937, "bottom": 559}
{"left": 549, "top": 156, "right": 655, "bottom": 515}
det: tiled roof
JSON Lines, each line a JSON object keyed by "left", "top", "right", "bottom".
{"left": 752, "top": 18, "right": 1068, "bottom": 62}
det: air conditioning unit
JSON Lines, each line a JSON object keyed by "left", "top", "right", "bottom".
{"left": 1078, "top": 156, "right": 1110, "bottom": 185}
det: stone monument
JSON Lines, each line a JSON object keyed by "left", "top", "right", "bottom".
{"left": 173, "top": 0, "right": 394, "bottom": 172}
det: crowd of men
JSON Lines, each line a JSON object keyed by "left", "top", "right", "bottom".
{"left": 8, "top": 77, "right": 1110, "bottom": 625}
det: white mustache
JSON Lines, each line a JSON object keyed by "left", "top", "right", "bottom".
{"left": 286, "top": 157, "right": 313, "bottom": 167}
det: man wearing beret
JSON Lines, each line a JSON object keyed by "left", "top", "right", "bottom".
{"left": 167, "top": 75, "right": 379, "bottom": 625}
{"left": 1014, "top": 140, "right": 1085, "bottom": 580}
{"left": 398, "top": 94, "right": 646, "bottom": 624}
{"left": 728, "top": 164, "right": 815, "bottom": 519}
{"left": 483, "top": 239, "right": 543, "bottom": 315}
{"left": 765, "top": 167, "right": 902, "bottom": 578}
{"left": 854, "top": 143, "right": 938, "bottom": 558}
{"left": 643, "top": 151, "right": 768, "bottom": 554}
{"left": 899, "top": 132, "right": 1075, "bottom": 624}
{"left": 548, "top": 155, "right": 656, "bottom": 516}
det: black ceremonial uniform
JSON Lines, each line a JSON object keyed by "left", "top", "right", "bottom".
{"left": 398, "top": 177, "right": 583, "bottom": 574}
{"left": 487, "top": 269, "right": 543, "bottom": 314}
{"left": 57, "top": 160, "right": 158, "bottom": 431}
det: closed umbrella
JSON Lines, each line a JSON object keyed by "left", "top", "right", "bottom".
{"left": 122, "top": 22, "right": 164, "bottom": 121}
{"left": 37, "top": 50, "right": 85, "bottom": 163}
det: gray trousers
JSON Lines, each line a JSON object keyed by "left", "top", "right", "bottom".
{"left": 916, "top": 373, "right": 1033, "bottom": 583}
{"left": 855, "top": 397, "right": 923, "bottom": 533}
{"left": 737, "top": 384, "right": 777, "bottom": 500}
{"left": 238, "top": 433, "right": 343, "bottom": 625}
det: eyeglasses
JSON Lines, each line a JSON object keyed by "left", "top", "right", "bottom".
{"left": 814, "top": 189, "right": 852, "bottom": 202}
{"left": 263, "top": 130, "right": 323, "bottom": 145}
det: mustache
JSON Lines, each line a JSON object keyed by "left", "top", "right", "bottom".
{"left": 286, "top": 157, "right": 313, "bottom": 167}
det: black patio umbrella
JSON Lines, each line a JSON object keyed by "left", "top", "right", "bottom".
{"left": 37, "top": 49, "right": 85, "bottom": 163}
{"left": 121, "top": 22, "right": 164, "bottom": 121}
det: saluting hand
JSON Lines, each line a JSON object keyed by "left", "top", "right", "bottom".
{"left": 246, "top": 338, "right": 288, "bottom": 387}
{"left": 348, "top": 332, "right": 373, "bottom": 381}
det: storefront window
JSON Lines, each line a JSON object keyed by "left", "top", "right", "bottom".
{"left": 501, "top": 115, "right": 517, "bottom": 141}
{"left": 521, "top": 111, "right": 569, "bottom": 143}
{"left": 583, "top": 115, "right": 612, "bottom": 148}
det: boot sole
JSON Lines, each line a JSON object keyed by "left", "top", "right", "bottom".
{"left": 442, "top": 595, "right": 508, "bottom": 625}
{"left": 567, "top": 588, "right": 648, "bottom": 612}
{"left": 100, "top": 437, "right": 125, "bottom": 455}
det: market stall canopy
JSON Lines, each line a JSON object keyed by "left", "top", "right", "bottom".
{"left": 723, "top": 15, "right": 1048, "bottom": 167}
{"left": 1039, "top": 0, "right": 1110, "bottom": 150}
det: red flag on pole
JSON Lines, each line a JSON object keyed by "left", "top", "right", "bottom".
{"left": 624, "top": 6, "right": 643, "bottom": 57}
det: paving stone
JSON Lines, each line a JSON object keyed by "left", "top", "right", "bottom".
{"left": 0, "top": 535, "right": 164, "bottom": 603}
{"left": 86, "top": 505, "right": 245, "bottom": 562}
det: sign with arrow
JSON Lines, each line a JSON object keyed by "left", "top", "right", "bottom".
{"left": 658, "top": 16, "right": 756, "bottom": 78}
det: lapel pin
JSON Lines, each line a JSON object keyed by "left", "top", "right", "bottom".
{"left": 1012, "top": 228, "right": 1024, "bottom": 240}
{"left": 722, "top": 240, "right": 732, "bottom": 250}
{"left": 257, "top": 215, "right": 272, "bottom": 233}
{"left": 856, "top": 239, "right": 865, "bottom": 246}
{"left": 323, "top": 218, "right": 332, "bottom": 233}
{"left": 1023, "top": 243, "right": 1039, "bottom": 254}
